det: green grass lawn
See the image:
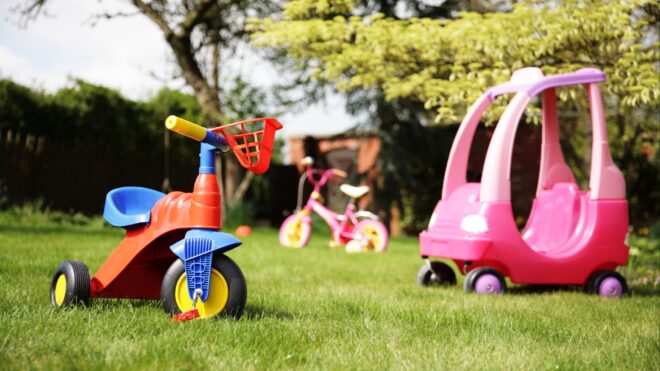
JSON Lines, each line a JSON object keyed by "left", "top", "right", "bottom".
{"left": 1, "top": 211, "right": 658, "bottom": 369}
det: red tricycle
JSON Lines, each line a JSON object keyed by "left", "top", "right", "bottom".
{"left": 50, "top": 115, "right": 282, "bottom": 320}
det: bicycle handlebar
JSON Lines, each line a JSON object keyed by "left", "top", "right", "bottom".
{"left": 300, "top": 156, "right": 314, "bottom": 167}
{"left": 165, "top": 115, "right": 228, "bottom": 150}
{"left": 332, "top": 169, "right": 347, "bottom": 178}
{"left": 305, "top": 167, "right": 347, "bottom": 187}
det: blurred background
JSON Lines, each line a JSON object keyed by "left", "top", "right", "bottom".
{"left": 0, "top": 0, "right": 657, "bottom": 245}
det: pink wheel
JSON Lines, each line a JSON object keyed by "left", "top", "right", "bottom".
{"left": 279, "top": 214, "right": 311, "bottom": 248}
{"left": 464, "top": 267, "right": 506, "bottom": 294}
{"left": 589, "top": 270, "right": 627, "bottom": 298}
{"left": 474, "top": 274, "right": 503, "bottom": 294}
{"left": 598, "top": 277, "right": 624, "bottom": 297}
{"left": 353, "top": 219, "right": 389, "bottom": 252}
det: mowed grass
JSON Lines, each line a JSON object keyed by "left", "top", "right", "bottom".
{"left": 0, "top": 212, "right": 658, "bottom": 370}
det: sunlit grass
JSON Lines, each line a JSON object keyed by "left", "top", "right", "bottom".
{"left": 0, "top": 211, "right": 658, "bottom": 369}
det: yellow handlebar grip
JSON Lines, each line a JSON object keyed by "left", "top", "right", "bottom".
{"left": 165, "top": 115, "right": 207, "bottom": 142}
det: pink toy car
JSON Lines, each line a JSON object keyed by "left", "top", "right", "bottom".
{"left": 417, "top": 68, "right": 629, "bottom": 297}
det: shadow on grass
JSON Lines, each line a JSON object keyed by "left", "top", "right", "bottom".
{"left": 92, "top": 298, "right": 161, "bottom": 309}
{"left": 506, "top": 285, "right": 580, "bottom": 295}
{"left": 506, "top": 284, "right": 660, "bottom": 297}
{"left": 89, "top": 300, "right": 295, "bottom": 320}
{"left": 244, "top": 304, "right": 294, "bottom": 321}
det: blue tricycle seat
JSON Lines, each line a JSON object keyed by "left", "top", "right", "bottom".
{"left": 103, "top": 187, "right": 165, "bottom": 228}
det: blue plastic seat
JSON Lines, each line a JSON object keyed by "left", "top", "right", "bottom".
{"left": 103, "top": 187, "right": 165, "bottom": 228}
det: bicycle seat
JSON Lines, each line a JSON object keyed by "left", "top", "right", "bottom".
{"left": 103, "top": 187, "right": 165, "bottom": 228}
{"left": 339, "top": 184, "right": 370, "bottom": 199}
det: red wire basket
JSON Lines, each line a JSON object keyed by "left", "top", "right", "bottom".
{"left": 211, "top": 118, "right": 283, "bottom": 174}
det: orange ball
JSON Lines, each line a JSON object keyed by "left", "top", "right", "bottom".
{"left": 235, "top": 225, "right": 252, "bottom": 237}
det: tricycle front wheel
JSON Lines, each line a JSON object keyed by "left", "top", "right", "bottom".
{"left": 161, "top": 254, "right": 247, "bottom": 319}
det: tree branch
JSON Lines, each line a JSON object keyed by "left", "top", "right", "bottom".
{"left": 11, "top": 0, "right": 47, "bottom": 28}
{"left": 178, "top": 0, "right": 216, "bottom": 36}
{"left": 130, "top": 0, "right": 174, "bottom": 37}
{"left": 85, "top": 10, "right": 141, "bottom": 27}
{"left": 128, "top": 1, "right": 223, "bottom": 123}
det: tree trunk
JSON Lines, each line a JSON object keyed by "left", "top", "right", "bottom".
{"left": 129, "top": 0, "right": 246, "bottom": 204}
{"left": 167, "top": 36, "right": 222, "bottom": 122}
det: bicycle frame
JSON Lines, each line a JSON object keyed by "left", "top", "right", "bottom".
{"left": 304, "top": 197, "right": 361, "bottom": 242}
{"left": 296, "top": 167, "right": 361, "bottom": 243}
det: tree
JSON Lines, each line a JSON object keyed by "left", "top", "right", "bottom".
{"left": 251, "top": 0, "right": 658, "bottom": 123}
{"left": 16, "top": 0, "right": 279, "bottom": 206}
{"left": 250, "top": 0, "right": 660, "bottom": 228}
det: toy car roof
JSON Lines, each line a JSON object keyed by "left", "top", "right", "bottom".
{"left": 485, "top": 67, "right": 606, "bottom": 101}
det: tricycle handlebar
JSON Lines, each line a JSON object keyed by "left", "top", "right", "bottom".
{"left": 165, "top": 115, "right": 228, "bottom": 150}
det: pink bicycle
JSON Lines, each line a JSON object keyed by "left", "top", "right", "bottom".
{"left": 279, "top": 157, "right": 389, "bottom": 253}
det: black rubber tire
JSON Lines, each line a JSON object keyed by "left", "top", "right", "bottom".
{"left": 161, "top": 254, "right": 247, "bottom": 320}
{"left": 463, "top": 268, "right": 480, "bottom": 293}
{"left": 417, "top": 261, "right": 457, "bottom": 286}
{"left": 584, "top": 270, "right": 607, "bottom": 294}
{"left": 463, "top": 267, "right": 506, "bottom": 294}
{"left": 588, "top": 270, "right": 628, "bottom": 297}
{"left": 50, "top": 260, "right": 91, "bottom": 308}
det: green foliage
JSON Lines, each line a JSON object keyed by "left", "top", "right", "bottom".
{"left": 147, "top": 88, "right": 206, "bottom": 124}
{"left": 283, "top": 0, "right": 353, "bottom": 19}
{"left": 145, "top": 87, "right": 205, "bottom": 160}
{"left": 0, "top": 179, "right": 8, "bottom": 209}
{"left": 51, "top": 80, "right": 156, "bottom": 154}
{"left": 223, "top": 76, "right": 270, "bottom": 123}
{"left": 623, "top": 222, "right": 660, "bottom": 287}
{"left": 0, "top": 79, "right": 157, "bottom": 155}
{"left": 0, "top": 78, "right": 280, "bottom": 216}
{"left": 2, "top": 199, "right": 105, "bottom": 227}
{"left": 251, "top": 0, "right": 659, "bottom": 124}
{"left": 222, "top": 201, "right": 257, "bottom": 229}
{"left": 0, "top": 79, "right": 55, "bottom": 137}
{"left": 0, "top": 77, "right": 277, "bottom": 155}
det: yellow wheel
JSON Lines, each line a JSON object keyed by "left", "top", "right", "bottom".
{"left": 354, "top": 220, "right": 389, "bottom": 252}
{"left": 161, "top": 254, "right": 246, "bottom": 319}
{"left": 279, "top": 214, "right": 311, "bottom": 248}
{"left": 50, "top": 260, "right": 91, "bottom": 308}
{"left": 174, "top": 269, "right": 229, "bottom": 319}
{"left": 54, "top": 275, "right": 67, "bottom": 306}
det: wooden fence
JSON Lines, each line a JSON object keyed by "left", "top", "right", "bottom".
{"left": 0, "top": 131, "right": 195, "bottom": 214}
